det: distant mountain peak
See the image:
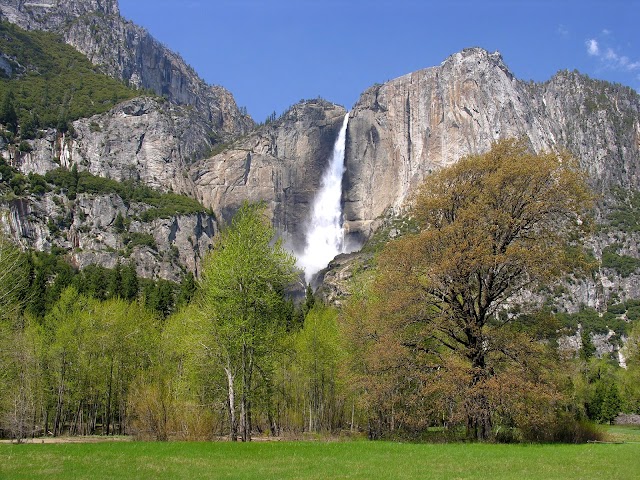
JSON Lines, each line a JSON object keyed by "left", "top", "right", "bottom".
{"left": 0, "top": 0, "right": 119, "bottom": 27}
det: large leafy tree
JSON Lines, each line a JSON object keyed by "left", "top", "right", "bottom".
{"left": 355, "top": 139, "right": 593, "bottom": 440}
{"left": 199, "top": 202, "right": 298, "bottom": 441}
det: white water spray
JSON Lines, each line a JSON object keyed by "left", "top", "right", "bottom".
{"left": 297, "top": 113, "right": 350, "bottom": 283}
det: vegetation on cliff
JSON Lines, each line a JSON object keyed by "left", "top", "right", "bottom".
{"left": 0, "top": 20, "right": 139, "bottom": 137}
{"left": 0, "top": 160, "right": 210, "bottom": 221}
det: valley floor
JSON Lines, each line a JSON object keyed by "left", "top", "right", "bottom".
{"left": 1, "top": 426, "right": 639, "bottom": 480}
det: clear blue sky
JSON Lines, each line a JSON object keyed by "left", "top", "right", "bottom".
{"left": 119, "top": 0, "right": 639, "bottom": 122}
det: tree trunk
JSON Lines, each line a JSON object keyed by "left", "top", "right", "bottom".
{"left": 53, "top": 355, "right": 66, "bottom": 437}
{"left": 240, "top": 345, "right": 253, "bottom": 442}
{"left": 466, "top": 345, "right": 492, "bottom": 441}
{"left": 105, "top": 358, "right": 113, "bottom": 436}
{"left": 224, "top": 366, "right": 238, "bottom": 441}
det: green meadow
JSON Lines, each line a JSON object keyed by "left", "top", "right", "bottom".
{"left": 1, "top": 428, "right": 639, "bottom": 480}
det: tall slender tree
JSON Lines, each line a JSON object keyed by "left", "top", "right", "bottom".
{"left": 199, "top": 202, "right": 297, "bottom": 441}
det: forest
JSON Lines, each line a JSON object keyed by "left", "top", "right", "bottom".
{"left": 1, "top": 140, "right": 639, "bottom": 443}
{"left": 0, "top": 20, "right": 139, "bottom": 138}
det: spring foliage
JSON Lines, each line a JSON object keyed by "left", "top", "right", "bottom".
{"left": 343, "top": 139, "right": 595, "bottom": 440}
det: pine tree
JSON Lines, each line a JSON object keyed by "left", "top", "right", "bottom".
{"left": 1, "top": 91, "right": 18, "bottom": 134}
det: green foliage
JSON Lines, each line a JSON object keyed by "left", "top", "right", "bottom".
{"left": 360, "top": 213, "right": 420, "bottom": 254}
{"left": 199, "top": 201, "right": 298, "bottom": 441}
{"left": 113, "top": 212, "right": 126, "bottom": 234}
{"left": 589, "top": 381, "right": 623, "bottom": 424}
{"left": 555, "top": 307, "right": 629, "bottom": 337}
{"left": 0, "top": 90, "right": 18, "bottom": 134}
{"left": 601, "top": 244, "right": 640, "bottom": 277}
{"left": 608, "top": 302, "right": 627, "bottom": 315}
{"left": 0, "top": 159, "right": 47, "bottom": 197}
{"left": 290, "top": 305, "right": 347, "bottom": 432}
{"left": 44, "top": 167, "right": 209, "bottom": 220}
{"left": 123, "top": 232, "right": 157, "bottom": 252}
{"left": 176, "top": 272, "right": 196, "bottom": 308}
{"left": 0, "top": 21, "right": 138, "bottom": 136}
{"left": 606, "top": 190, "right": 640, "bottom": 233}
{"left": 17, "top": 249, "right": 178, "bottom": 319}
{"left": 139, "top": 192, "right": 211, "bottom": 222}
{"left": 0, "top": 234, "right": 29, "bottom": 321}
{"left": 580, "top": 330, "right": 596, "bottom": 361}
{"left": 142, "top": 278, "right": 176, "bottom": 318}
{"left": 627, "top": 306, "right": 640, "bottom": 321}
{"left": 0, "top": 161, "right": 208, "bottom": 220}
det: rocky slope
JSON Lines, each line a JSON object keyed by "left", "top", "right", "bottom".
{"left": 0, "top": 0, "right": 253, "bottom": 139}
{"left": 6, "top": 97, "right": 210, "bottom": 193}
{"left": 1, "top": 191, "right": 216, "bottom": 281}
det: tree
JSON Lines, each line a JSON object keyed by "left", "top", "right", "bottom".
{"left": 363, "top": 139, "right": 592, "bottom": 440}
{"left": 292, "top": 305, "right": 346, "bottom": 433}
{"left": 108, "top": 262, "right": 123, "bottom": 299}
{"left": 120, "top": 261, "right": 139, "bottom": 302}
{"left": 0, "top": 234, "right": 28, "bottom": 321}
{"left": 1, "top": 91, "right": 18, "bottom": 134}
{"left": 114, "top": 212, "right": 126, "bottom": 234}
{"left": 176, "top": 271, "right": 196, "bottom": 307}
{"left": 619, "top": 321, "right": 640, "bottom": 414}
{"left": 199, "top": 202, "right": 297, "bottom": 441}
{"left": 0, "top": 235, "right": 37, "bottom": 442}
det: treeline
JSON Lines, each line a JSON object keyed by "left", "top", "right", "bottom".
{"left": 0, "top": 205, "right": 313, "bottom": 442}
{"left": 0, "top": 243, "right": 198, "bottom": 441}
{"left": 2, "top": 141, "right": 640, "bottom": 443}
{"left": 0, "top": 20, "right": 139, "bottom": 138}
{"left": 21, "top": 250, "right": 196, "bottom": 320}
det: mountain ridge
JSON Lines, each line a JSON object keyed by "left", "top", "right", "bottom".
{"left": 0, "top": 0, "right": 253, "bottom": 139}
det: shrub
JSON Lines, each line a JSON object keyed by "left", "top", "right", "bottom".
{"left": 520, "top": 413, "right": 604, "bottom": 443}
{"left": 608, "top": 303, "right": 627, "bottom": 315}
{"left": 17, "top": 140, "right": 32, "bottom": 153}
{"left": 626, "top": 306, "right": 640, "bottom": 321}
{"left": 602, "top": 245, "right": 640, "bottom": 277}
{"left": 124, "top": 232, "right": 157, "bottom": 251}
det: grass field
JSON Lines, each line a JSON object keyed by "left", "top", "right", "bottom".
{"left": 1, "top": 427, "right": 639, "bottom": 480}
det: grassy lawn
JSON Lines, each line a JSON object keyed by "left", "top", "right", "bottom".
{"left": 1, "top": 432, "right": 638, "bottom": 479}
{"left": 603, "top": 424, "right": 640, "bottom": 443}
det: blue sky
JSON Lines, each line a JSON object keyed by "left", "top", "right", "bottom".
{"left": 119, "top": 0, "right": 639, "bottom": 122}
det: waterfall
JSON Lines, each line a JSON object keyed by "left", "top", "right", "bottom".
{"left": 297, "top": 113, "right": 350, "bottom": 283}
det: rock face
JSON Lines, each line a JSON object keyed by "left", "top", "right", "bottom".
{"left": 0, "top": 191, "right": 216, "bottom": 281}
{"left": 0, "top": 0, "right": 253, "bottom": 139}
{"left": 191, "top": 99, "right": 347, "bottom": 252}
{"left": 6, "top": 97, "right": 212, "bottom": 193}
{"left": 344, "top": 48, "right": 640, "bottom": 238}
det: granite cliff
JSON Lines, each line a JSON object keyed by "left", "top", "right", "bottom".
{"left": 343, "top": 48, "right": 640, "bottom": 239}
{"left": 191, "top": 99, "right": 347, "bottom": 252}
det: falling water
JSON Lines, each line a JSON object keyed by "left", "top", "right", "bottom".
{"left": 297, "top": 113, "right": 350, "bottom": 283}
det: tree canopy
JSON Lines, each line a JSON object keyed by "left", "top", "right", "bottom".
{"left": 345, "top": 139, "right": 594, "bottom": 440}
